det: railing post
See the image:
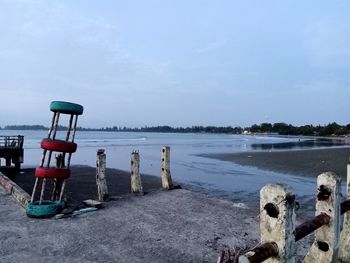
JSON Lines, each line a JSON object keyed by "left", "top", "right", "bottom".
{"left": 96, "top": 149, "right": 109, "bottom": 201}
{"left": 260, "top": 184, "right": 296, "bottom": 263}
{"left": 240, "top": 184, "right": 295, "bottom": 263}
{"left": 304, "top": 172, "right": 341, "bottom": 263}
{"left": 131, "top": 151, "right": 143, "bottom": 195}
{"left": 161, "top": 146, "right": 174, "bottom": 190}
{"left": 338, "top": 160, "right": 350, "bottom": 262}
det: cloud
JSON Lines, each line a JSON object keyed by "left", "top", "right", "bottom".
{"left": 0, "top": 0, "right": 182, "bottom": 127}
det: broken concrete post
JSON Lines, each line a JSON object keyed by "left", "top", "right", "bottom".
{"left": 161, "top": 146, "right": 174, "bottom": 190}
{"left": 131, "top": 151, "right": 143, "bottom": 195}
{"left": 304, "top": 172, "right": 341, "bottom": 263}
{"left": 338, "top": 159, "right": 350, "bottom": 262}
{"left": 257, "top": 184, "right": 296, "bottom": 263}
{"left": 96, "top": 149, "right": 109, "bottom": 201}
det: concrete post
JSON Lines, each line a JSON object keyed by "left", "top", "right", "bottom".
{"left": 131, "top": 151, "right": 143, "bottom": 195}
{"left": 304, "top": 172, "right": 341, "bottom": 263}
{"left": 259, "top": 184, "right": 296, "bottom": 263}
{"left": 338, "top": 160, "right": 350, "bottom": 262}
{"left": 96, "top": 149, "right": 109, "bottom": 201}
{"left": 161, "top": 146, "right": 174, "bottom": 190}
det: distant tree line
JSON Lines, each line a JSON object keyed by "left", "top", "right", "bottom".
{"left": 1, "top": 122, "right": 350, "bottom": 136}
{"left": 1, "top": 125, "right": 47, "bottom": 130}
{"left": 248, "top": 122, "right": 350, "bottom": 136}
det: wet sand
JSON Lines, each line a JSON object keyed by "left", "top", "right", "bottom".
{"left": 201, "top": 147, "right": 350, "bottom": 178}
{"left": 12, "top": 166, "right": 163, "bottom": 205}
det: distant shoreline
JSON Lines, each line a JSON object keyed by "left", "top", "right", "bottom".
{"left": 1, "top": 122, "right": 350, "bottom": 137}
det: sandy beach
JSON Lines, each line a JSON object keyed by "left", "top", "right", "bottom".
{"left": 1, "top": 167, "right": 262, "bottom": 263}
{"left": 0, "top": 164, "right": 316, "bottom": 262}
{"left": 2, "top": 145, "right": 349, "bottom": 262}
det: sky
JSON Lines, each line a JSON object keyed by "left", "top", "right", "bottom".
{"left": 0, "top": 0, "right": 349, "bottom": 128}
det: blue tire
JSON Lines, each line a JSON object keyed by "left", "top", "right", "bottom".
{"left": 50, "top": 101, "right": 84, "bottom": 115}
{"left": 26, "top": 201, "right": 65, "bottom": 218}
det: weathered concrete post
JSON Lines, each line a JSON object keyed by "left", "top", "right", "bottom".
{"left": 161, "top": 146, "right": 174, "bottom": 190}
{"left": 304, "top": 172, "right": 341, "bottom": 263}
{"left": 257, "top": 184, "right": 296, "bottom": 263}
{"left": 131, "top": 151, "right": 143, "bottom": 195}
{"left": 338, "top": 159, "right": 350, "bottom": 262}
{"left": 96, "top": 149, "right": 109, "bottom": 201}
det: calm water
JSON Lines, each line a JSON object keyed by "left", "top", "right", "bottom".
{"left": 0, "top": 130, "right": 345, "bottom": 201}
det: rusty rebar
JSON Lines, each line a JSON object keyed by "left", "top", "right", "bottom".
{"left": 241, "top": 242, "right": 278, "bottom": 263}
{"left": 241, "top": 200, "right": 350, "bottom": 263}
{"left": 295, "top": 213, "right": 330, "bottom": 241}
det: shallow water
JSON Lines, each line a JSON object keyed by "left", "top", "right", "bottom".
{"left": 0, "top": 130, "right": 346, "bottom": 202}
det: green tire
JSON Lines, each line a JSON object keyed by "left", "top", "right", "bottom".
{"left": 26, "top": 201, "right": 65, "bottom": 218}
{"left": 50, "top": 101, "right": 84, "bottom": 115}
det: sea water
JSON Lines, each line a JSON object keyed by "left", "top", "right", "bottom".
{"left": 0, "top": 130, "right": 345, "bottom": 201}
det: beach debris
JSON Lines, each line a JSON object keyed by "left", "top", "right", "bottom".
{"left": 96, "top": 149, "right": 109, "bottom": 201}
{"left": 61, "top": 205, "right": 79, "bottom": 215}
{"left": 232, "top": 203, "right": 248, "bottom": 209}
{"left": 27, "top": 101, "right": 83, "bottom": 218}
{"left": 131, "top": 151, "right": 143, "bottom": 195}
{"left": 83, "top": 199, "right": 103, "bottom": 208}
{"left": 55, "top": 207, "right": 98, "bottom": 219}
{"left": 217, "top": 245, "right": 251, "bottom": 263}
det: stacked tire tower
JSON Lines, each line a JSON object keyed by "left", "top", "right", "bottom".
{"left": 26, "top": 101, "right": 83, "bottom": 218}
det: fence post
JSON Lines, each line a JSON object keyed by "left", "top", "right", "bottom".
{"left": 304, "top": 172, "right": 341, "bottom": 263}
{"left": 96, "top": 149, "right": 109, "bottom": 201}
{"left": 338, "top": 160, "right": 350, "bottom": 262}
{"left": 257, "top": 184, "right": 296, "bottom": 263}
{"left": 131, "top": 151, "right": 143, "bottom": 195}
{"left": 161, "top": 146, "right": 174, "bottom": 190}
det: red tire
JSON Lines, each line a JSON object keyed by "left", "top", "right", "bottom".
{"left": 41, "top": 139, "right": 77, "bottom": 153}
{"left": 35, "top": 167, "right": 71, "bottom": 179}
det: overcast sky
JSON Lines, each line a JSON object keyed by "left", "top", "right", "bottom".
{"left": 0, "top": 0, "right": 349, "bottom": 128}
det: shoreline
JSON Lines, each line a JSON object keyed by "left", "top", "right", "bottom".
{"left": 200, "top": 147, "right": 350, "bottom": 178}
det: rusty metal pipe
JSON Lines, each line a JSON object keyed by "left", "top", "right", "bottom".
{"left": 241, "top": 201, "right": 349, "bottom": 263}
{"left": 295, "top": 213, "right": 330, "bottom": 242}
{"left": 240, "top": 242, "right": 278, "bottom": 263}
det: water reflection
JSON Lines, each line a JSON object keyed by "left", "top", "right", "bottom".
{"left": 251, "top": 138, "right": 346, "bottom": 151}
